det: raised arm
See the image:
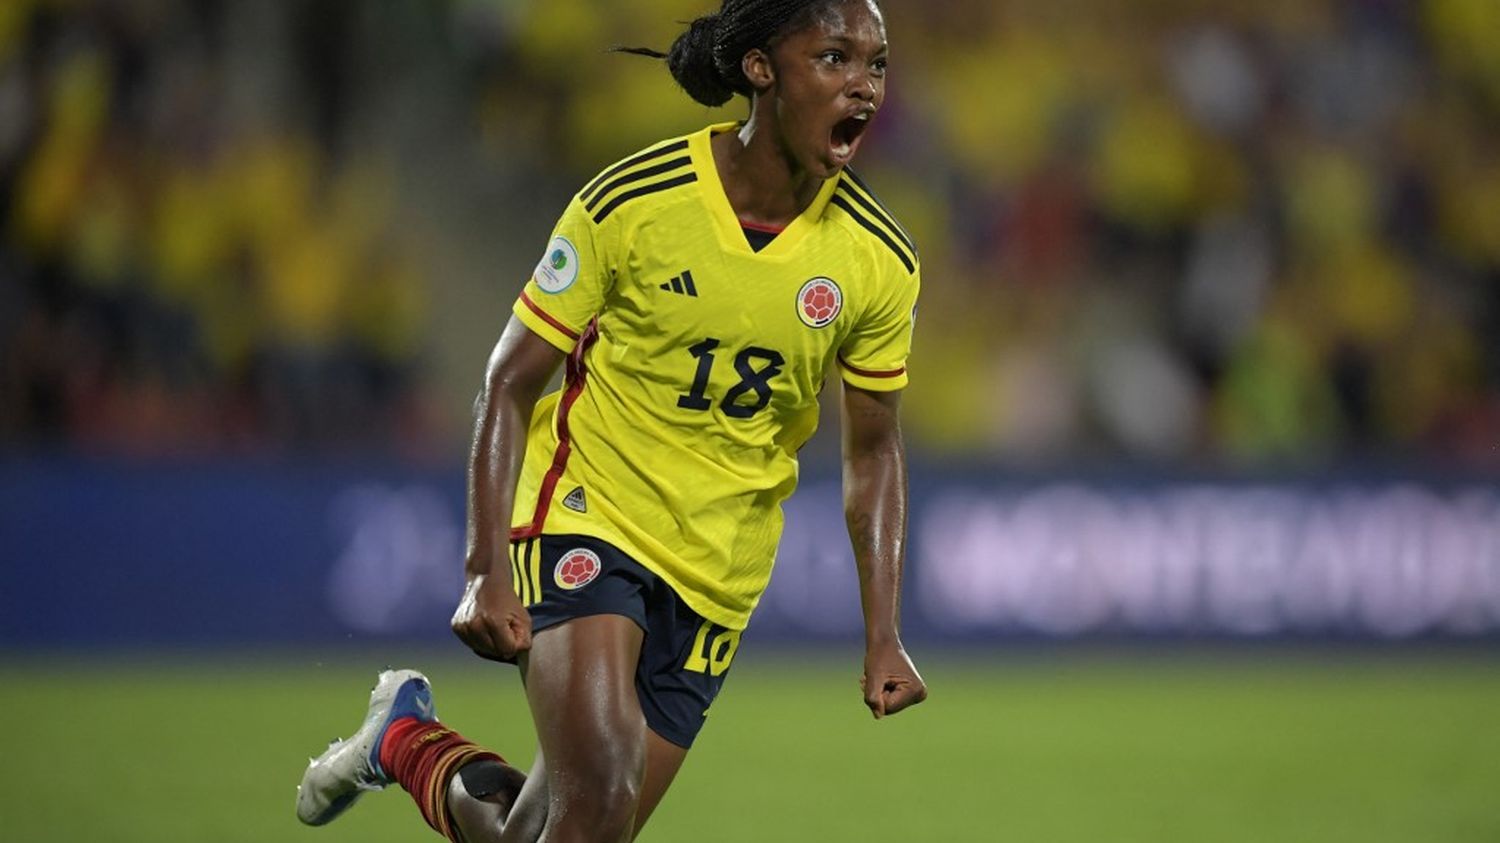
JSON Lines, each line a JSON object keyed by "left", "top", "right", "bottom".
{"left": 841, "top": 382, "right": 927, "bottom": 719}
{"left": 451, "top": 315, "right": 565, "bottom": 662}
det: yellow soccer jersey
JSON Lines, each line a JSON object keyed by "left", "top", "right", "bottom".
{"left": 509, "top": 122, "right": 920, "bottom": 630}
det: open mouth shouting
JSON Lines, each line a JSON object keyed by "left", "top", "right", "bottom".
{"left": 829, "top": 107, "right": 875, "bottom": 166}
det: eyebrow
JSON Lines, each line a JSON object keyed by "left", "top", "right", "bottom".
{"left": 820, "top": 35, "right": 890, "bottom": 52}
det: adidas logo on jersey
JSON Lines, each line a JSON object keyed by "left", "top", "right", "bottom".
{"left": 562, "top": 486, "right": 588, "bottom": 513}
{"left": 658, "top": 270, "right": 698, "bottom": 297}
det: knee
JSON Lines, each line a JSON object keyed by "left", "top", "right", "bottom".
{"left": 591, "top": 769, "right": 643, "bottom": 833}
{"left": 552, "top": 752, "right": 644, "bottom": 838}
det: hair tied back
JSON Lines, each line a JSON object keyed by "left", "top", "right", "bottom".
{"left": 615, "top": 13, "right": 736, "bottom": 107}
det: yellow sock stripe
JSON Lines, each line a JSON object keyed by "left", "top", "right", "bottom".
{"left": 428, "top": 745, "right": 502, "bottom": 843}
{"left": 425, "top": 746, "right": 460, "bottom": 840}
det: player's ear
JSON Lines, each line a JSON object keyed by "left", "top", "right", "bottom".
{"left": 742, "top": 47, "right": 775, "bottom": 91}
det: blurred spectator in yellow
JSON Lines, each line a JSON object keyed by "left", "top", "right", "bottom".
{"left": 1, "top": 0, "right": 1495, "bottom": 468}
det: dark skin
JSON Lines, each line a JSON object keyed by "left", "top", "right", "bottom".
{"left": 715, "top": 0, "right": 890, "bottom": 226}
{"left": 447, "top": 2, "right": 923, "bottom": 840}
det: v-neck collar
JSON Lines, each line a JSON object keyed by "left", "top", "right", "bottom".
{"left": 689, "top": 122, "right": 840, "bottom": 260}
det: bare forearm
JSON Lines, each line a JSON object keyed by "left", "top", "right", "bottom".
{"left": 465, "top": 320, "right": 562, "bottom": 578}
{"left": 842, "top": 387, "right": 926, "bottom": 719}
{"left": 464, "top": 378, "right": 535, "bottom": 578}
{"left": 842, "top": 412, "right": 909, "bottom": 647}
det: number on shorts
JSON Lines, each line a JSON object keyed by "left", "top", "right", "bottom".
{"left": 683, "top": 621, "right": 741, "bottom": 677}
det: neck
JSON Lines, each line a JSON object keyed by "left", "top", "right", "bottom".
{"left": 712, "top": 104, "right": 825, "bottom": 227}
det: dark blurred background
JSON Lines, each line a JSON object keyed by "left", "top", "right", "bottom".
{"left": 3, "top": 0, "right": 1498, "bottom": 465}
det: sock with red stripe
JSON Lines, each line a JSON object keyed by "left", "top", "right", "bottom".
{"left": 378, "top": 717, "right": 506, "bottom": 841}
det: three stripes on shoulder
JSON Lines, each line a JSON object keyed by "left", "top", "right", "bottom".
{"left": 830, "top": 169, "right": 918, "bottom": 275}
{"left": 578, "top": 137, "right": 917, "bottom": 275}
{"left": 579, "top": 139, "right": 695, "bottom": 224}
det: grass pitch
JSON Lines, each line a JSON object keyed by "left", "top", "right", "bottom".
{"left": 2, "top": 647, "right": 1496, "bottom": 842}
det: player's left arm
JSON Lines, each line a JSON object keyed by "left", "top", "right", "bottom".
{"left": 842, "top": 383, "right": 927, "bottom": 719}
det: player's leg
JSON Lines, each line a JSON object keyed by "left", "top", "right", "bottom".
{"left": 442, "top": 535, "right": 717, "bottom": 842}
{"left": 447, "top": 729, "right": 685, "bottom": 843}
{"left": 623, "top": 580, "right": 741, "bottom": 837}
{"left": 301, "top": 666, "right": 611, "bottom": 843}
{"left": 445, "top": 754, "right": 534, "bottom": 839}
{"left": 444, "top": 733, "right": 549, "bottom": 841}
{"left": 296, "top": 669, "right": 527, "bottom": 840}
{"left": 510, "top": 613, "right": 650, "bottom": 842}
{"left": 633, "top": 730, "right": 688, "bottom": 836}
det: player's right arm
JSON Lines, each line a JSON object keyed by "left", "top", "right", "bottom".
{"left": 451, "top": 316, "right": 564, "bottom": 662}
{"left": 453, "top": 192, "right": 615, "bottom": 661}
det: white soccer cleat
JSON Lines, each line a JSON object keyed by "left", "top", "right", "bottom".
{"left": 295, "top": 669, "right": 436, "bottom": 826}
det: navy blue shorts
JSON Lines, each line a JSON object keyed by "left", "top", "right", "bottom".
{"left": 508, "top": 534, "right": 741, "bottom": 748}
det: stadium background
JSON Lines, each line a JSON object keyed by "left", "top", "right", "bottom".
{"left": 1, "top": 0, "right": 1497, "bottom": 840}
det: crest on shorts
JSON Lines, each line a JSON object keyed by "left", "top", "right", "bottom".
{"left": 554, "top": 548, "right": 601, "bottom": 590}
{"left": 535, "top": 236, "right": 580, "bottom": 294}
{"left": 796, "top": 277, "right": 842, "bottom": 328}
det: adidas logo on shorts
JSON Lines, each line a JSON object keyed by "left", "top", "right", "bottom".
{"left": 562, "top": 486, "right": 587, "bottom": 513}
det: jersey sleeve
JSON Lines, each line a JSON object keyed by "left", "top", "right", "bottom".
{"left": 512, "top": 195, "right": 615, "bottom": 353}
{"left": 838, "top": 262, "right": 921, "bottom": 392}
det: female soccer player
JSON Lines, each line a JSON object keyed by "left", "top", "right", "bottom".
{"left": 297, "top": 1, "right": 924, "bottom": 839}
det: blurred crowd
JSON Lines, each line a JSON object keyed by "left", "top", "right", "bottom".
{"left": 885, "top": 0, "right": 1500, "bottom": 467}
{"left": 1, "top": 0, "right": 1497, "bottom": 466}
{"left": 0, "top": 0, "right": 434, "bottom": 454}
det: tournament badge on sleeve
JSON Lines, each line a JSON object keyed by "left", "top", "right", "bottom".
{"left": 535, "top": 236, "right": 580, "bottom": 293}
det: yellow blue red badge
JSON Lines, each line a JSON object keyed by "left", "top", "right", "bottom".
{"left": 796, "top": 277, "right": 842, "bottom": 328}
{"left": 555, "top": 548, "right": 601, "bottom": 590}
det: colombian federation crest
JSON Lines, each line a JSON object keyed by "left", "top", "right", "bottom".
{"left": 554, "top": 548, "right": 601, "bottom": 590}
{"left": 796, "top": 277, "right": 842, "bottom": 328}
{"left": 535, "top": 236, "right": 580, "bottom": 294}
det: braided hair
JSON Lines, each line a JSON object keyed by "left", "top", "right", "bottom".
{"left": 618, "top": 0, "right": 851, "bottom": 107}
